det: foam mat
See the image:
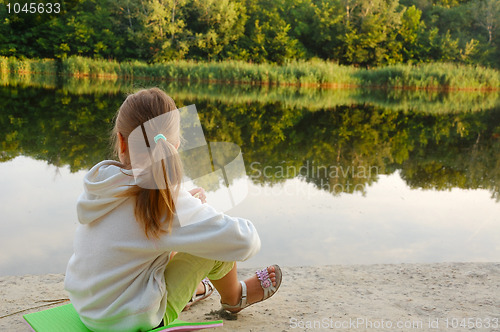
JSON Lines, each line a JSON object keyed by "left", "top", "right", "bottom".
{"left": 23, "top": 303, "right": 223, "bottom": 332}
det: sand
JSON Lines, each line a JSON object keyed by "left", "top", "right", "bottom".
{"left": 1, "top": 263, "right": 499, "bottom": 331}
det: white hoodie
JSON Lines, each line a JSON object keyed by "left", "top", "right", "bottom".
{"left": 64, "top": 160, "right": 261, "bottom": 332}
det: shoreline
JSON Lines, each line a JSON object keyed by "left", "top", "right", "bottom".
{"left": 5, "top": 71, "right": 500, "bottom": 92}
{"left": 2, "top": 56, "right": 499, "bottom": 91}
{"left": 1, "top": 262, "right": 499, "bottom": 331}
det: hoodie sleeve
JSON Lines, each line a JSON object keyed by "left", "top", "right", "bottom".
{"left": 160, "top": 190, "right": 261, "bottom": 262}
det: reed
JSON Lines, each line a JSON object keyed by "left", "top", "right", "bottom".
{"left": 61, "top": 56, "right": 120, "bottom": 78}
{"left": 3, "top": 56, "right": 500, "bottom": 90}
{"left": 0, "top": 56, "right": 58, "bottom": 75}
{"left": 357, "top": 63, "right": 500, "bottom": 90}
{"left": 0, "top": 56, "right": 8, "bottom": 73}
{"left": 4, "top": 73, "right": 499, "bottom": 114}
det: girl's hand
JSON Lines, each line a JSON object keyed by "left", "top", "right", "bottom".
{"left": 189, "top": 187, "right": 207, "bottom": 204}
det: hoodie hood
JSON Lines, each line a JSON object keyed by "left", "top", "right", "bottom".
{"left": 77, "top": 160, "right": 135, "bottom": 225}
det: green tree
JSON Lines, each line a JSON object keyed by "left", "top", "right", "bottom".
{"left": 122, "top": 0, "right": 191, "bottom": 61}
{"left": 471, "top": 0, "right": 500, "bottom": 44}
{"left": 235, "top": 0, "right": 303, "bottom": 64}
{"left": 182, "top": 0, "right": 246, "bottom": 60}
{"left": 337, "top": 0, "right": 405, "bottom": 66}
{"left": 281, "top": 0, "right": 344, "bottom": 60}
{"left": 398, "top": 5, "right": 427, "bottom": 62}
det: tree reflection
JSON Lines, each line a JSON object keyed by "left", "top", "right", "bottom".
{"left": 0, "top": 83, "right": 498, "bottom": 200}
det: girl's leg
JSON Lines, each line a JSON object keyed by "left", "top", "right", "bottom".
{"left": 209, "top": 262, "right": 241, "bottom": 306}
{"left": 163, "top": 252, "right": 279, "bottom": 324}
{"left": 163, "top": 253, "right": 234, "bottom": 324}
{"left": 169, "top": 251, "right": 207, "bottom": 299}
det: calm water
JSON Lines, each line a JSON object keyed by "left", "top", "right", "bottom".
{"left": 1, "top": 77, "right": 499, "bottom": 276}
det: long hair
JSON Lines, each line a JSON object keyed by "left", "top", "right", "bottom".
{"left": 112, "top": 88, "right": 183, "bottom": 239}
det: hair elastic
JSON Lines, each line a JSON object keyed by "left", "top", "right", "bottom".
{"left": 154, "top": 134, "right": 167, "bottom": 144}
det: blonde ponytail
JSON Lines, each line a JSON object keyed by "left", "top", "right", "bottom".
{"left": 112, "top": 88, "right": 183, "bottom": 239}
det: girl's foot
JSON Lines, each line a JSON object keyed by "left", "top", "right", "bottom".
{"left": 195, "top": 280, "right": 207, "bottom": 296}
{"left": 221, "top": 265, "right": 282, "bottom": 313}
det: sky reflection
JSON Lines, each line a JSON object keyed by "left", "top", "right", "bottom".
{"left": 0, "top": 156, "right": 498, "bottom": 276}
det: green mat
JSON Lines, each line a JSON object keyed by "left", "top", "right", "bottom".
{"left": 23, "top": 303, "right": 223, "bottom": 332}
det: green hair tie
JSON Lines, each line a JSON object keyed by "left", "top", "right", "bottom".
{"left": 154, "top": 134, "right": 166, "bottom": 144}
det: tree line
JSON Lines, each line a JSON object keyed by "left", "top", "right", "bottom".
{"left": 1, "top": 0, "right": 499, "bottom": 68}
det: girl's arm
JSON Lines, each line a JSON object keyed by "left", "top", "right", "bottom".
{"left": 160, "top": 190, "right": 261, "bottom": 262}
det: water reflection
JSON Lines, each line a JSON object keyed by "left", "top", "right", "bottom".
{"left": 0, "top": 77, "right": 499, "bottom": 275}
{"left": 0, "top": 157, "right": 81, "bottom": 275}
{"left": 242, "top": 175, "right": 500, "bottom": 267}
{"left": 2, "top": 73, "right": 500, "bottom": 113}
{"left": 1, "top": 82, "right": 499, "bottom": 199}
{"left": 1, "top": 157, "right": 498, "bottom": 276}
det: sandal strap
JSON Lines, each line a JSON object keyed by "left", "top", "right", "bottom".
{"left": 189, "top": 278, "right": 212, "bottom": 302}
{"left": 221, "top": 265, "right": 282, "bottom": 313}
{"left": 256, "top": 267, "right": 275, "bottom": 299}
{"left": 256, "top": 268, "right": 272, "bottom": 288}
{"left": 221, "top": 280, "right": 247, "bottom": 310}
{"left": 240, "top": 280, "right": 247, "bottom": 307}
{"left": 183, "top": 278, "right": 214, "bottom": 311}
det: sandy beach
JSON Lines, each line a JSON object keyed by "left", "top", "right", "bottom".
{"left": 1, "top": 263, "right": 499, "bottom": 331}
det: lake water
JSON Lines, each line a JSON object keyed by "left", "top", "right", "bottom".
{"left": 1, "top": 75, "right": 499, "bottom": 276}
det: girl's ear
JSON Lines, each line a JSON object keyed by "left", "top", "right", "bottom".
{"left": 118, "top": 132, "right": 127, "bottom": 154}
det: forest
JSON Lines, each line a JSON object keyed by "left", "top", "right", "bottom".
{"left": 1, "top": 0, "right": 499, "bottom": 68}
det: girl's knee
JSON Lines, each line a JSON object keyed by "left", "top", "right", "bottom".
{"left": 208, "top": 261, "right": 235, "bottom": 280}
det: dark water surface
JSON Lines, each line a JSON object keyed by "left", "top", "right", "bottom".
{"left": 1, "top": 77, "right": 499, "bottom": 276}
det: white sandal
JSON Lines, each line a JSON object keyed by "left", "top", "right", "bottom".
{"left": 183, "top": 278, "right": 214, "bottom": 311}
{"left": 221, "top": 264, "right": 282, "bottom": 313}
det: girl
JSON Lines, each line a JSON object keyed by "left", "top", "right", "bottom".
{"left": 64, "top": 88, "right": 282, "bottom": 332}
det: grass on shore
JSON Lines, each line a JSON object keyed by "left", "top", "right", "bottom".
{"left": 0, "top": 57, "right": 57, "bottom": 75}
{"left": 2, "top": 72, "right": 499, "bottom": 114}
{"left": 1, "top": 56, "right": 499, "bottom": 90}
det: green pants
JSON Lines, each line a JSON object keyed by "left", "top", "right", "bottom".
{"left": 163, "top": 253, "right": 235, "bottom": 325}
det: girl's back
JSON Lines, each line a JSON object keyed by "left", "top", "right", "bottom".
{"left": 64, "top": 88, "right": 261, "bottom": 331}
